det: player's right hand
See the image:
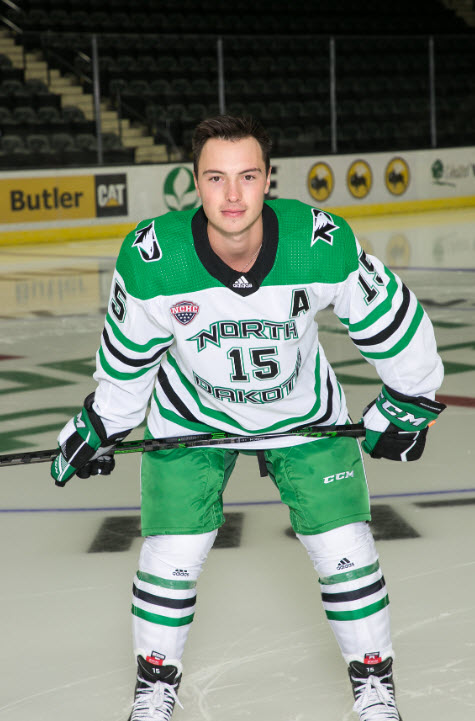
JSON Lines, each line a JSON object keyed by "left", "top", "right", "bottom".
{"left": 51, "top": 393, "right": 130, "bottom": 487}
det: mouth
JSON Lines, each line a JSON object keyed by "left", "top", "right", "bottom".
{"left": 221, "top": 209, "right": 245, "bottom": 217}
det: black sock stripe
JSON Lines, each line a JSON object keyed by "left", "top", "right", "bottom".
{"left": 133, "top": 583, "right": 196, "bottom": 609}
{"left": 321, "top": 577, "right": 386, "bottom": 603}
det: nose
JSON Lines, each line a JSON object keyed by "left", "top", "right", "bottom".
{"left": 225, "top": 178, "right": 241, "bottom": 202}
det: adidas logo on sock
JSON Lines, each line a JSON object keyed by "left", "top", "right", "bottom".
{"left": 337, "top": 557, "right": 355, "bottom": 570}
{"left": 232, "top": 275, "right": 253, "bottom": 289}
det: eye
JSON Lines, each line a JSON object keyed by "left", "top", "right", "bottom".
{"left": 243, "top": 174, "right": 255, "bottom": 181}
{"left": 209, "top": 175, "right": 222, "bottom": 182}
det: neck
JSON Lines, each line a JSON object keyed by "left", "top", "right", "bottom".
{"left": 208, "top": 219, "right": 264, "bottom": 272}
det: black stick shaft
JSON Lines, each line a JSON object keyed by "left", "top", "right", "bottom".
{"left": 0, "top": 422, "right": 365, "bottom": 468}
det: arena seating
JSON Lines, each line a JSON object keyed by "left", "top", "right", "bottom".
{"left": 0, "top": 0, "right": 473, "bottom": 167}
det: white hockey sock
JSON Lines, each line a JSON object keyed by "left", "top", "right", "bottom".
{"left": 132, "top": 530, "right": 217, "bottom": 663}
{"left": 297, "top": 522, "right": 393, "bottom": 664}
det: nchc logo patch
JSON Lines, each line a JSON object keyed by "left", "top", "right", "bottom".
{"left": 95, "top": 173, "right": 128, "bottom": 217}
{"left": 170, "top": 300, "right": 200, "bottom": 325}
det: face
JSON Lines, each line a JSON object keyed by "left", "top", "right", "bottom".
{"left": 194, "top": 136, "right": 271, "bottom": 244}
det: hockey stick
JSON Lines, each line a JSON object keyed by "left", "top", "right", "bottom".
{"left": 0, "top": 422, "right": 365, "bottom": 468}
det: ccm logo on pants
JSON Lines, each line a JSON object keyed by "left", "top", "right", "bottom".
{"left": 323, "top": 471, "right": 355, "bottom": 484}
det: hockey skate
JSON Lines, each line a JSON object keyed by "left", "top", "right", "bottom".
{"left": 348, "top": 657, "right": 402, "bottom": 720}
{"left": 128, "top": 656, "right": 183, "bottom": 721}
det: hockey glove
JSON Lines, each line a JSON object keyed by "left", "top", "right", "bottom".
{"left": 51, "top": 392, "right": 131, "bottom": 487}
{"left": 362, "top": 385, "right": 446, "bottom": 461}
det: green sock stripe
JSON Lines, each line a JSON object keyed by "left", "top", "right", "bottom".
{"left": 325, "top": 594, "right": 389, "bottom": 621}
{"left": 137, "top": 570, "right": 197, "bottom": 590}
{"left": 132, "top": 605, "right": 195, "bottom": 627}
{"left": 319, "top": 560, "right": 380, "bottom": 585}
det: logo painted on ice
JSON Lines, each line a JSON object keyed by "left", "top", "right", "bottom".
{"left": 170, "top": 300, "right": 200, "bottom": 325}
{"left": 163, "top": 167, "right": 199, "bottom": 211}
{"left": 133, "top": 222, "right": 162, "bottom": 262}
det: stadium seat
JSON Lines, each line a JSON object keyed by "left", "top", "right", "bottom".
{"left": 12, "top": 106, "right": 39, "bottom": 126}
{"left": 50, "top": 132, "right": 76, "bottom": 152}
{"left": 26, "top": 134, "right": 55, "bottom": 154}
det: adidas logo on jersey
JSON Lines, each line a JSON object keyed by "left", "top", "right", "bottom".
{"left": 172, "top": 568, "right": 190, "bottom": 577}
{"left": 337, "top": 557, "right": 355, "bottom": 571}
{"left": 232, "top": 275, "right": 253, "bottom": 289}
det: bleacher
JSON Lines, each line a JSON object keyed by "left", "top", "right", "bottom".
{"left": 0, "top": 0, "right": 474, "bottom": 169}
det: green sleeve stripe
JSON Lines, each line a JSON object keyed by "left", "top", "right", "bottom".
{"left": 106, "top": 312, "right": 173, "bottom": 353}
{"left": 137, "top": 570, "right": 196, "bottom": 589}
{"left": 319, "top": 560, "right": 380, "bottom": 585}
{"left": 337, "top": 268, "right": 399, "bottom": 331}
{"left": 358, "top": 302, "right": 424, "bottom": 360}
{"left": 325, "top": 595, "right": 389, "bottom": 621}
{"left": 132, "top": 606, "right": 195, "bottom": 627}
{"left": 98, "top": 347, "right": 157, "bottom": 380}
{"left": 157, "top": 350, "right": 330, "bottom": 435}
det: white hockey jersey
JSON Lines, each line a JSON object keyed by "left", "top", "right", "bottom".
{"left": 93, "top": 199, "right": 444, "bottom": 448}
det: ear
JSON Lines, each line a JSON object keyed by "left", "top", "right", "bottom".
{"left": 193, "top": 172, "right": 201, "bottom": 198}
{"left": 264, "top": 166, "right": 272, "bottom": 194}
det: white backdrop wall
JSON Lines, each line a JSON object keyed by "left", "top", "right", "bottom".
{"left": 0, "top": 145, "right": 474, "bottom": 243}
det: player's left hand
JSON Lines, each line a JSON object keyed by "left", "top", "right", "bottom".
{"left": 362, "top": 385, "right": 446, "bottom": 461}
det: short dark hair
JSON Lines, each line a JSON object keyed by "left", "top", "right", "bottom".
{"left": 192, "top": 115, "right": 272, "bottom": 176}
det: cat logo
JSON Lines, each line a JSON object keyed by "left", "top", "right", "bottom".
{"left": 307, "top": 162, "right": 334, "bottom": 202}
{"left": 347, "top": 160, "right": 372, "bottom": 199}
{"left": 95, "top": 173, "right": 128, "bottom": 217}
{"left": 385, "top": 157, "right": 410, "bottom": 196}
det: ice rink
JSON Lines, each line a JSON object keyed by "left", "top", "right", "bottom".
{"left": 0, "top": 206, "right": 474, "bottom": 720}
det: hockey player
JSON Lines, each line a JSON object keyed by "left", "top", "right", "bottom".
{"left": 51, "top": 115, "right": 445, "bottom": 721}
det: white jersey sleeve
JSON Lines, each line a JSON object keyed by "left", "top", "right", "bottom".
{"left": 332, "top": 238, "right": 443, "bottom": 398}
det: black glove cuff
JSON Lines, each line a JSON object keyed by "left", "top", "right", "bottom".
{"left": 383, "top": 386, "right": 446, "bottom": 416}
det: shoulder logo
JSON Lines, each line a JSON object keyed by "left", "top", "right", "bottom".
{"left": 170, "top": 300, "right": 199, "bottom": 325}
{"left": 133, "top": 222, "right": 162, "bottom": 262}
{"left": 311, "top": 209, "right": 339, "bottom": 247}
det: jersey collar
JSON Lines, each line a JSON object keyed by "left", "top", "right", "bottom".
{"left": 191, "top": 203, "right": 278, "bottom": 296}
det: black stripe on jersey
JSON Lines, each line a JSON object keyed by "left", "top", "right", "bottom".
{"left": 102, "top": 327, "right": 170, "bottom": 367}
{"left": 133, "top": 584, "right": 196, "bottom": 609}
{"left": 157, "top": 365, "right": 202, "bottom": 424}
{"left": 321, "top": 577, "right": 386, "bottom": 603}
{"left": 315, "top": 370, "right": 334, "bottom": 425}
{"left": 351, "top": 284, "right": 411, "bottom": 348}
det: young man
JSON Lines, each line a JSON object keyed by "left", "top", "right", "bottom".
{"left": 51, "top": 116, "right": 445, "bottom": 720}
